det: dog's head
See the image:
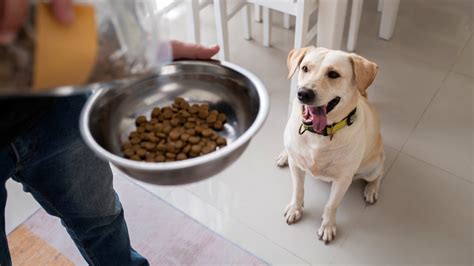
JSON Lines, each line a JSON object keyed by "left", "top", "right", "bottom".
{"left": 287, "top": 46, "right": 378, "bottom": 132}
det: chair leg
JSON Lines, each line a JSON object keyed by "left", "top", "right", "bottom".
{"left": 186, "top": 0, "right": 201, "bottom": 44}
{"left": 242, "top": 3, "right": 252, "bottom": 40}
{"left": 254, "top": 4, "right": 262, "bottom": 22}
{"left": 347, "top": 0, "right": 363, "bottom": 52}
{"left": 263, "top": 7, "right": 272, "bottom": 47}
{"left": 294, "top": 0, "right": 310, "bottom": 49}
{"left": 377, "top": 0, "right": 384, "bottom": 12}
{"left": 379, "top": 0, "right": 399, "bottom": 40}
{"left": 288, "top": 77, "right": 298, "bottom": 115}
{"left": 288, "top": 0, "right": 310, "bottom": 116}
{"left": 316, "top": 0, "right": 348, "bottom": 50}
{"left": 284, "top": 13, "right": 292, "bottom": 29}
{"left": 214, "top": 0, "right": 229, "bottom": 60}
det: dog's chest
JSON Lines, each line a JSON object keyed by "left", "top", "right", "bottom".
{"left": 284, "top": 119, "right": 360, "bottom": 178}
{"left": 288, "top": 136, "right": 340, "bottom": 177}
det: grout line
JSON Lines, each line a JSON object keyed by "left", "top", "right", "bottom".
{"left": 160, "top": 189, "right": 174, "bottom": 201}
{"left": 385, "top": 143, "right": 401, "bottom": 152}
{"left": 398, "top": 71, "right": 450, "bottom": 151}
{"left": 374, "top": 149, "right": 401, "bottom": 191}
{"left": 400, "top": 151, "right": 473, "bottom": 184}
{"left": 399, "top": 33, "right": 472, "bottom": 153}
{"left": 181, "top": 187, "right": 312, "bottom": 265}
{"left": 331, "top": 145, "right": 473, "bottom": 260}
{"left": 452, "top": 34, "right": 474, "bottom": 78}
{"left": 453, "top": 71, "right": 474, "bottom": 80}
{"left": 382, "top": 143, "right": 472, "bottom": 190}
{"left": 368, "top": 144, "right": 403, "bottom": 186}
{"left": 136, "top": 182, "right": 174, "bottom": 200}
{"left": 385, "top": 148, "right": 402, "bottom": 172}
{"left": 395, "top": 33, "right": 473, "bottom": 184}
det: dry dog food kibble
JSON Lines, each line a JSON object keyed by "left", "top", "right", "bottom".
{"left": 121, "top": 98, "right": 228, "bottom": 162}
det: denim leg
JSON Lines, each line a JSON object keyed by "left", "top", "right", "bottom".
{"left": 11, "top": 95, "right": 148, "bottom": 266}
{"left": 0, "top": 145, "right": 17, "bottom": 266}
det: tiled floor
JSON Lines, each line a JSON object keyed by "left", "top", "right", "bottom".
{"left": 6, "top": 0, "right": 473, "bottom": 264}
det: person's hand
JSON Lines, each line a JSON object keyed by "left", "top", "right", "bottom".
{"left": 0, "top": 0, "right": 74, "bottom": 44}
{"left": 171, "top": 40, "right": 219, "bottom": 60}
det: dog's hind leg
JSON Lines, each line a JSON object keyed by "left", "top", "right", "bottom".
{"left": 276, "top": 149, "right": 289, "bottom": 167}
{"left": 363, "top": 153, "right": 385, "bottom": 204}
{"left": 364, "top": 176, "right": 381, "bottom": 204}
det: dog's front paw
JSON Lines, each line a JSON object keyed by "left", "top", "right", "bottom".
{"left": 284, "top": 204, "right": 302, "bottom": 224}
{"left": 276, "top": 150, "right": 289, "bottom": 167}
{"left": 317, "top": 222, "right": 336, "bottom": 244}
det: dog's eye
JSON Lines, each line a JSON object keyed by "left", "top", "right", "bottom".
{"left": 327, "top": 71, "right": 340, "bottom": 79}
{"left": 301, "top": 66, "right": 308, "bottom": 73}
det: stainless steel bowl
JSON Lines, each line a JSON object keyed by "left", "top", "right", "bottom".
{"left": 80, "top": 60, "right": 269, "bottom": 185}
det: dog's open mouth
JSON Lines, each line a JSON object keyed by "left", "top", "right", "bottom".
{"left": 302, "top": 97, "right": 341, "bottom": 133}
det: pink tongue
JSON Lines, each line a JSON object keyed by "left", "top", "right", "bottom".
{"left": 308, "top": 106, "right": 327, "bottom": 133}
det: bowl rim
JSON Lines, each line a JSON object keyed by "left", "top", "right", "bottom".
{"left": 80, "top": 60, "right": 270, "bottom": 171}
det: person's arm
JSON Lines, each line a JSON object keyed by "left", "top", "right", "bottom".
{"left": 0, "top": 0, "right": 219, "bottom": 59}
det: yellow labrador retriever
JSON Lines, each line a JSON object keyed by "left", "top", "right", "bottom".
{"left": 277, "top": 46, "right": 384, "bottom": 243}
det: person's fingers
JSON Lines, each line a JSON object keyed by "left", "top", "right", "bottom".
{"left": 0, "top": 0, "right": 29, "bottom": 44}
{"left": 51, "top": 0, "right": 74, "bottom": 24}
{"left": 171, "top": 40, "right": 220, "bottom": 60}
{"left": 194, "top": 44, "right": 219, "bottom": 59}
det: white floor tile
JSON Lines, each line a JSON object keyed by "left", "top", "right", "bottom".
{"left": 111, "top": 165, "right": 175, "bottom": 199}
{"left": 355, "top": 0, "right": 472, "bottom": 70}
{"left": 351, "top": 4, "right": 456, "bottom": 150}
{"left": 332, "top": 153, "right": 473, "bottom": 264}
{"left": 367, "top": 60, "right": 447, "bottom": 150}
{"left": 403, "top": 72, "right": 473, "bottom": 181}
{"left": 4, "top": 180, "right": 39, "bottom": 233}
{"left": 347, "top": 22, "right": 451, "bottom": 151}
{"left": 164, "top": 188, "right": 309, "bottom": 265}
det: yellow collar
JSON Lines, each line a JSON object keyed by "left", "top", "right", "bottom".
{"left": 299, "top": 108, "right": 357, "bottom": 140}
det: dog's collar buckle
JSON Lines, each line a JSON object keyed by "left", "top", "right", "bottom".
{"left": 298, "top": 123, "right": 307, "bottom": 135}
{"left": 328, "top": 127, "right": 334, "bottom": 140}
{"left": 347, "top": 111, "right": 356, "bottom": 126}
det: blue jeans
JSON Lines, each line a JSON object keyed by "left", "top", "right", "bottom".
{"left": 0, "top": 95, "right": 148, "bottom": 266}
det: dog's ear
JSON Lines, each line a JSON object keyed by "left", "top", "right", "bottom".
{"left": 349, "top": 54, "right": 378, "bottom": 96}
{"left": 287, "top": 47, "right": 312, "bottom": 79}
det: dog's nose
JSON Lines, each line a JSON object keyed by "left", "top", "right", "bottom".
{"left": 297, "top": 88, "right": 316, "bottom": 104}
